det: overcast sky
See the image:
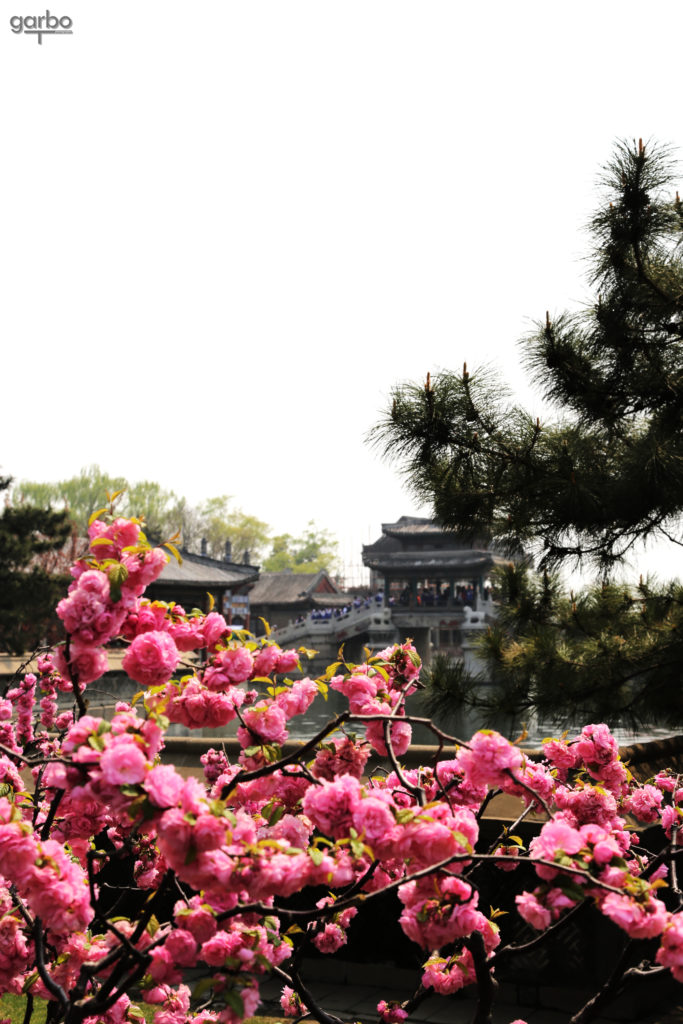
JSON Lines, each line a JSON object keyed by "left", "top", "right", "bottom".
{"left": 3, "top": 1, "right": 682, "bottom": 585}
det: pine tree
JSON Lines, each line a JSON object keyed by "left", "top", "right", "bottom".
{"left": 0, "top": 475, "right": 72, "bottom": 655}
{"left": 371, "top": 139, "right": 683, "bottom": 727}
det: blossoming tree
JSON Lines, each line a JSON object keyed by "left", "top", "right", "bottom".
{"left": 0, "top": 511, "right": 682, "bottom": 1024}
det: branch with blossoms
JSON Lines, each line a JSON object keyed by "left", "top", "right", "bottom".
{"left": 0, "top": 513, "right": 682, "bottom": 1024}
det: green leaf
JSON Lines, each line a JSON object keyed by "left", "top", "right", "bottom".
{"left": 88, "top": 508, "right": 108, "bottom": 527}
{"left": 164, "top": 542, "right": 182, "bottom": 564}
{"left": 192, "top": 976, "right": 217, "bottom": 1001}
{"left": 223, "top": 991, "right": 245, "bottom": 1018}
{"left": 22, "top": 970, "right": 38, "bottom": 993}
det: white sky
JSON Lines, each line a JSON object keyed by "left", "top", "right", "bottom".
{"left": 2, "top": 1, "right": 683, "bottom": 586}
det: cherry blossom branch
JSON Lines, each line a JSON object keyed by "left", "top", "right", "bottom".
{"left": 464, "top": 930, "right": 498, "bottom": 1024}
{"left": 491, "top": 899, "right": 588, "bottom": 965}
{"left": 569, "top": 938, "right": 632, "bottom": 1024}
{"left": 382, "top": 717, "right": 426, "bottom": 806}
{"left": 273, "top": 964, "right": 346, "bottom": 1024}
{"left": 34, "top": 919, "right": 69, "bottom": 1016}
{"left": 21, "top": 993, "right": 34, "bottom": 1024}
{"left": 504, "top": 766, "right": 553, "bottom": 818}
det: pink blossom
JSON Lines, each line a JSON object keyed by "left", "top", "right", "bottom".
{"left": 57, "top": 570, "right": 126, "bottom": 646}
{"left": 174, "top": 898, "right": 217, "bottom": 944}
{"left": 312, "top": 921, "right": 348, "bottom": 954}
{"left": 121, "top": 547, "right": 169, "bottom": 595}
{"left": 241, "top": 702, "right": 288, "bottom": 744}
{"left": 166, "top": 678, "right": 244, "bottom": 729}
{"left": 574, "top": 723, "right": 619, "bottom": 769}
{"left": 313, "top": 736, "right": 369, "bottom": 780}
{"left": 53, "top": 643, "right": 109, "bottom": 686}
{"left": 167, "top": 617, "right": 205, "bottom": 652}
{"left": 88, "top": 517, "right": 141, "bottom": 557}
{"left": 303, "top": 774, "right": 362, "bottom": 839}
{"left": 215, "top": 645, "right": 254, "bottom": 682}
{"left": 554, "top": 783, "right": 619, "bottom": 829}
{"left": 365, "top": 718, "right": 412, "bottom": 757}
{"left": 164, "top": 928, "right": 198, "bottom": 967}
{"left": 280, "top": 985, "right": 303, "bottom": 1017}
{"left": 251, "top": 645, "right": 281, "bottom": 678}
{"left": 143, "top": 765, "right": 184, "bottom": 808}
{"left": 353, "top": 793, "right": 396, "bottom": 844}
{"left": 377, "top": 1000, "right": 408, "bottom": 1023}
{"left": 601, "top": 892, "right": 669, "bottom": 938}
{"left": 657, "top": 915, "right": 683, "bottom": 981}
{"left": 516, "top": 889, "right": 551, "bottom": 930}
{"left": 458, "top": 730, "right": 524, "bottom": 789}
{"left": 542, "top": 738, "right": 579, "bottom": 776}
{"left": 275, "top": 678, "right": 318, "bottom": 718}
{"left": 329, "top": 672, "right": 378, "bottom": 712}
{"left": 275, "top": 649, "right": 299, "bottom": 673}
{"left": 622, "top": 784, "right": 663, "bottom": 823}
{"left": 422, "top": 950, "right": 475, "bottom": 994}
{"left": 123, "top": 631, "right": 180, "bottom": 687}
{"left": 99, "top": 739, "right": 148, "bottom": 786}
{"left": 200, "top": 612, "right": 229, "bottom": 649}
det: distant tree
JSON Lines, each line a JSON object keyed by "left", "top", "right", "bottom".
{"left": 121, "top": 480, "right": 185, "bottom": 545}
{"left": 14, "top": 469, "right": 334, "bottom": 573}
{"left": 197, "top": 496, "right": 270, "bottom": 564}
{"left": 16, "top": 466, "right": 127, "bottom": 535}
{"left": 0, "top": 475, "right": 72, "bottom": 655}
{"left": 371, "top": 139, "right": 683, "bottom": 727}
{"left": 263, "top": 522, "right": 339, "bottom": 574}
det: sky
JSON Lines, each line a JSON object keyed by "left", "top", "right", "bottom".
{"left": 2, "top": 1, "right": 683, "bottom": 586}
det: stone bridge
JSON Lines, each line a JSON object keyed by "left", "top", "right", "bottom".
{"left": 265, "top": 599, "right": 495, "bottom": 676}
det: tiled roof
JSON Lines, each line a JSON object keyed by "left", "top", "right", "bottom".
{"left": 249, "top": 571, "right": 343, "bottom": 605}
{"left": 363, "top": 549, "right": 509, "bottom": 574}
{"left": 157, "top": 550, "right": 259, "bottom": 588}
{"left": 381, "top": 516, "right": 444, "bottom": 537}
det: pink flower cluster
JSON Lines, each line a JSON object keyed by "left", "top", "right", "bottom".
{"left": 328, "top": 645, "right": 421, "bottom": 756}
{"left": 3, "top": 515, "right": 683, "bottom": 1023}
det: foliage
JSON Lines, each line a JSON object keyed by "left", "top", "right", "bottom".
{"left": 371, "top": 140, "right": 683, "bottom": 576}
{"left": 263, "top": 521, "right": 339, "bottom": 573}
{"left": 370, "top": 139, "right": 683, "bottom": 728}
{"left": 198, "top": 496, "right": 271, "bottom": 564}
{"left": 0, "top": 511, "right": 682, "bottom": 1024}
{"left": 425, "top": 563, "right": 683, "bottom": 729}
{"left": 16, "top": 466, "right": 129, "bottom": 535}
{"left": 14, "top": 471, "right": 281, "bottom": 565}
{"left": 0, "top": 475, "right": 71, "bottom": 655}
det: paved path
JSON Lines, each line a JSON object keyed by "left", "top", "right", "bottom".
{"left": 256, "top": 960, "right": 683, "bottom": 1024}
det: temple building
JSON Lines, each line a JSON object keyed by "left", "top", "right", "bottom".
{"left": 147, "top": 548, "right": 259, "bottom": 629}
{"left": 247, "top": 570, "right": 346, "bottom": 632}
{"left": 362, "top": 516, "right": 514, "bottom": 662}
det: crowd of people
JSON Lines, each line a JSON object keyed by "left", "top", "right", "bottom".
{"left": 293, "top": 592, "right": 386, "bottom": 626}
{"left": 287, "top": 582, "right": 493, "bottom": 629}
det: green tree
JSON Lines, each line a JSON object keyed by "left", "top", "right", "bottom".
{"left": 263, "top": 522, "right": 339, "bottom": 573}
{"left": 197, "top": 496, "right": 270, "bottom": 564}
{"left": 121, "top": 480, "right": 185, "bottom": 544}
{"left": 16, "top": 466, "right": 127, "bottom": 535}
{"left": 371, "top": 139, "right": 683, "bottom": 727}
{"left": 0, "top": 475, "right": 72, "bottom": 655}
